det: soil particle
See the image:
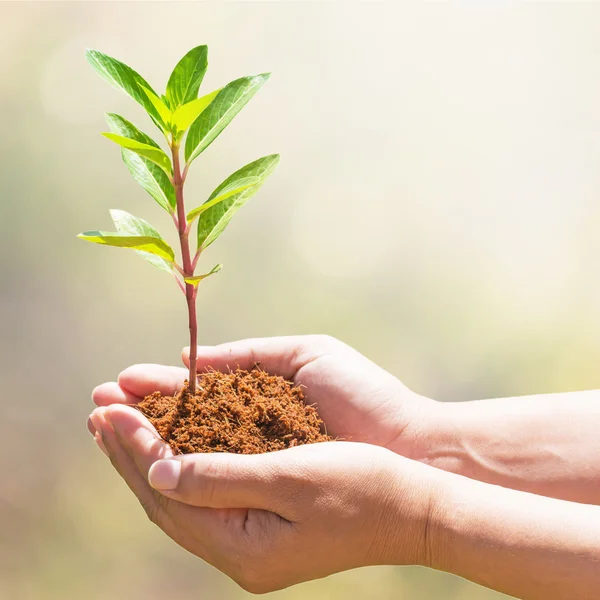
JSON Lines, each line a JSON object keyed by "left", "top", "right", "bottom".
{"left": 137, "top": 368, "right": 332, "bottom": 454}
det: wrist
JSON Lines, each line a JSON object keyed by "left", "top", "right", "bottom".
{"left": 419, "top": 465, "right": 463, "bottom": 572}
{"left": 388, "top": 394, "right": 460, "bottom": 468}
{"left": 375, "top": 454, "right": 449, "bottom": 568}
{"left": 391, "top": 460, "right": 472, "bottom": 572}
{"left": 406, "top": 400, "right": 506, "bottom": 486}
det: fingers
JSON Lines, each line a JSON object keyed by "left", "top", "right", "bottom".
{"left": 88, "top": 404, "right": 250, "bottom": 570}
{"left": 182, "top": 335, "right": 345, "bottom": 380}
{"left": 91, "top": 364, "right": 188, "bottom": 408}
{"left": 92, "top": 381, "right": 139, "bottom": 407}
{"left": 93, "top": 335, "right": 344, "bottom": 409}
{"left": 102, "top": 404, "right": 174, "bottom": 474}
{"left": 97, "top": 404, "right": 296, "bottom": 520}
{"left": 148, "top": 451, "right": 297, "bottom": 521}
{"left": 118, "top": 364, "right": 188, "bottom": 398}
{"left": 88, "top": 410, "right": 109, "bottom": 456}
{"left": 90, "top": 406, "right": 165, "bottom": 523}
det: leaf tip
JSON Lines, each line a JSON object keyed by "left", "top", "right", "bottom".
{"left": 84, "top": 48, "right": 103, "bottom": 66}
{"left": 109, "top": 208, "right": 125, "bottom": 222}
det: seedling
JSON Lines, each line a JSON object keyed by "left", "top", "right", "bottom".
{"left": 79, "top": 46, "right": 279, "bottom": 393}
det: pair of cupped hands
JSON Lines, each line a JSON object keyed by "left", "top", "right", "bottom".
{"left": 89, "top": 336, "right": 442, "bottom": 593}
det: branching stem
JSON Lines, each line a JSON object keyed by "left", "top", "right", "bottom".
{"left": 172, "top": 145, "right": 198, "bottom": 393}
{"left": 174, "top": 276, "right": 186, "bottom": 295}
{"left": 192, "top": 248, "right": 202, "bottom": 271}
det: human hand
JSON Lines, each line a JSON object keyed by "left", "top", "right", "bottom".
{"left": 92, "top": 335, "right": 439, "bottom": 456}
{"left": 88, "top": 404, "right": 437, "bottom": 593}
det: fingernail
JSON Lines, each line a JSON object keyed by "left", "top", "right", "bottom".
{"left": 89, "top": 411, "right": 104, "bottom": 435}
{"left": 148, "top": 459, "right": 181, "bottom": 491}
{"left": 87, "top": 417, "right": 96, "bottom": 436}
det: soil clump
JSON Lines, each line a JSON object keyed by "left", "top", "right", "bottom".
{"left": 137, "top": 368, "right": 332, "bottom": 454}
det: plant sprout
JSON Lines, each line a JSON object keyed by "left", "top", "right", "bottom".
{"left": 78, "top": 45, "right": 279, "bottom": 394}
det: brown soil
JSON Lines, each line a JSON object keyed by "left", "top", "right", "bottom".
{"left": 136, "top": 368, "right": 332, "bottom": 454}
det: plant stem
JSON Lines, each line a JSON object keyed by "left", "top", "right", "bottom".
{"left": 172, "top": 144, "right": 198, "bottom": 394}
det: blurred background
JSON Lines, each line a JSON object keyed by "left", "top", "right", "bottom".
{"left": 2, "top": 2, "right": 600, "bottom": 599}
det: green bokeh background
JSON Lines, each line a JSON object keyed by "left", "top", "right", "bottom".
{"left": 3, "top": 2, "right": 600, "bottom": 599}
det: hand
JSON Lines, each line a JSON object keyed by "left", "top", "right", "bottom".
{"left": 88, "top": 404, "right": 436, "bottom": 593}
{"left": 92, "top": 335, "right": 438, "bottom": 455}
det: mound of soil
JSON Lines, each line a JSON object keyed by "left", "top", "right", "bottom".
{"left": 137, "top": 368, "right": 332, "bottom": 454}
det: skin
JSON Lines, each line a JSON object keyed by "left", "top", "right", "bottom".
{"left": 90, "top": 335, "right": 600, "bottom": 597}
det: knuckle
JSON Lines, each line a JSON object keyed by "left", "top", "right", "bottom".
{"left": 271, "top": 471, "right": 304, "bottom": 505}
{"left": 202, "top": 459, "right": 230, "bottom": 506}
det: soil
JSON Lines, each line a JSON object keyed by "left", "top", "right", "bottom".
{"left": 136, "top": 368, "right": 332, "bottom": 454}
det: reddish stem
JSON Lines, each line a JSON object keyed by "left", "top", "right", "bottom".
{"left": 174, "top": 276, "right": 186, "bottom": 295}
{"left": 192, "top": 248, "right": 202, "bottom": 271}
{"left": 172, "top": 145, "right": 198, "bottom": 393}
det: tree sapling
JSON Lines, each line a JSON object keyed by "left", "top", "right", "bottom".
{"left": 79, "top": 45, "right": 279, "bottom": 395}
{"left": 80, "top": 45, "right": 331, "bottom": 454}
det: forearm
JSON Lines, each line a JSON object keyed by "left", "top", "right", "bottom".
{"left": 424, "top": 468, "right": 600, "bottom": 600}
{"left": 401, "top": 390, "right": 600, "bottom": 504}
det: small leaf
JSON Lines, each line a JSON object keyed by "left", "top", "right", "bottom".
{"left": 166, "top": 45, "right": 208, "bottom": 108}
{"left": 110, "top": 209, "right": 174, "bottom": 274}
{"left": 106, "top": 114, "right": 176, "bottom": 211}
{"left": 171, "top": 89, "right": 220, "bottom": 133}
{"left": 77, "top": 231, "right": 175, "bottom": 262}
{"left": 85, "top": 49, "right": 166, "bottom": 128}
{"left": 185, "top": 74, "right": 270, "bottom": 165}
{"left": 187, "top": 177, "right": 258, "bottom": 223}
{"left": 102, "top": 132, "right": 173, "bottom": 176}
{"left": 197, "top": 154, "right": 279, "bottom": 249}
{"left": 184, "top": 264, "right": 223, "bottom": 286}
{"left": 140, "top": 86, "right": 172, "bottom": 128}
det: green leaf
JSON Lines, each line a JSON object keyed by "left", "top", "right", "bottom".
{"left": 77, "top": 231, "right": 175, "bottom": 262}
{"left": 110, "top": 209, "right": 174, "bottom": 274}
{"left": 140, "top": 86, "right": 172, "bottom": 128}
{"left": 171, "top": 89, "right": 220, "bottom": 133}
{"left": 187, "top": 177, "right": 258, "bottom": 223}
{"left": 102, "top": 132, "right": 173, "bottom": 176}
{"left": 197, "top": 154, "right": 280, "bottom": 249}
{"left": 185, "top": 73, "right": 271, "bottom": 164}
{"left": 105, "top": 114, "right": 176, "bottom": 211}
{"left": 184, "top": 264, "right": 223, "bottom": 286}
{"left": 85, "top": 49, "right": 166, "bottom": 128}
{"left": 166, "top": 45, "right": 208, "bottom": 108}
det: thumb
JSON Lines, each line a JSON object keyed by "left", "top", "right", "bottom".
{"left": 148, "top": 451, "right": 295, "bottom": 518}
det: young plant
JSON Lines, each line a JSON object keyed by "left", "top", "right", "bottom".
{"left": 79, "top": 45, "right": 279, "bottom": 394}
